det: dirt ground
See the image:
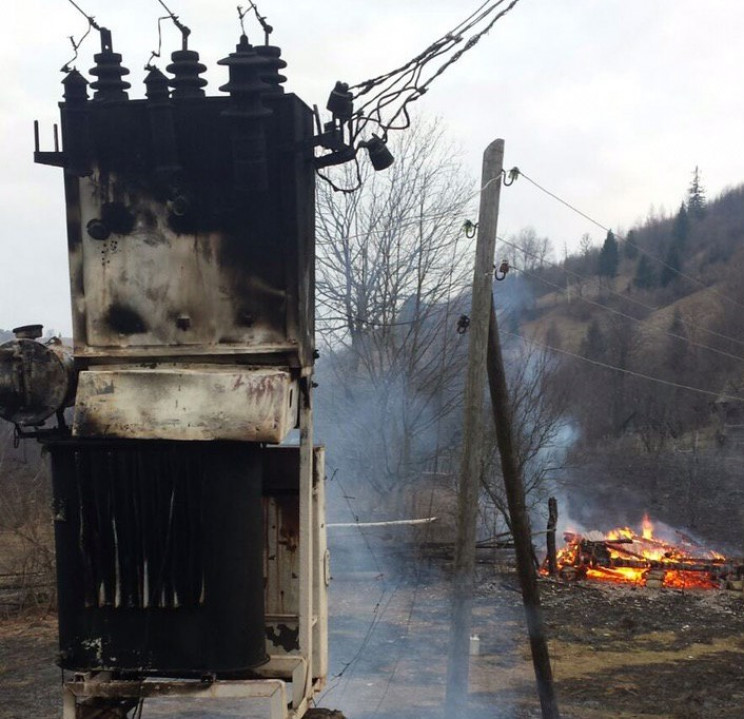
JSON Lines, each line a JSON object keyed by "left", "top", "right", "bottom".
{"left": 323, "top": 568, "right": 744, "bottom": 719}
{"left": 2, "top": 569, "right": 744, "bottom": 719}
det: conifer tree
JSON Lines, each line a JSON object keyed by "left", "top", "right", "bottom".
{"left": 666, "top": 308, "right": 688, "bottom": 373}
{"left": 672, "top": 202, "right": 689, "bottom": 246}
{"left": 633, "top": 255, "right": 656, "bottom": 289}
{"left": 597, "top": 230, "right": 619, "bottom": 278}
{"left": 581, "top": 318, "right": 605, "bottom": 360}
{"left": 687, "top": 166, "right": 706, "bottom": 219}
{"left": 660, "top": 243, "right": 682, "bottom": 287}
{"left": 623, "top": 229, "right": 639, "bottom": 259}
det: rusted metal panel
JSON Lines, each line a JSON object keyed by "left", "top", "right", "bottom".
{"left": 264, "top": 493, "right": 301, "bottom": 654}
{"left": 72, "top": 368, "right": 297, "bottom": 442}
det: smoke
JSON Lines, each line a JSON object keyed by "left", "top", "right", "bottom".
{"left": 312, "top": 291, "right": 548, "bottom": 718}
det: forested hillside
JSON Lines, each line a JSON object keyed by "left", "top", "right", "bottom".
{"left": 509, "top": 173, "right": 744, "bottom": 549}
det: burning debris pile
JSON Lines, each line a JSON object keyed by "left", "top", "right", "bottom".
{"left": 548, "top": 515, "right": 743, "bottom": 589}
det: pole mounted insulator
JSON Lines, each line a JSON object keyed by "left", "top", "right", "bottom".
{"left": 89, "top": 28, "right": 131, "bottom": 102}
{"left": 166, "top": 49, "right": 208, "bottom": 99}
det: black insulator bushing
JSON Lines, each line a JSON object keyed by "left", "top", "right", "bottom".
{"left": 144, "top": 67, "right": 171, "bottom": 101}
{"left": 61, "top": 69, "right": 92, "bottom": 176}
{"left": 62, "top": 69, "right": 89, "bottom": 103}
{"left": 166, "top": 49, "right": 208, "bottom": 99}
{"left": 218, "top": 35, "right": 272, "bottom": 111}
{"left": 255, "top": 45, "right": 287, "bottom": 96}
{"left": 218, "top": 35, "right": 273, "bottom": 192}
{"left": 89, "top": 29, "right": 131, "bottom": 102}
{"left": 326, "top": 81, "right": 353, "bottom": 120}
{"left": 145, "top": 68, "right": 182, "bottom": 184}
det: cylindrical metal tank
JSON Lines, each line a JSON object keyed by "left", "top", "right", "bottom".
{"left": 0, "top": 334, "right": 74, "bottom": 426}
{"left": 48, "top": 439, "right": 267, "bottom": 677}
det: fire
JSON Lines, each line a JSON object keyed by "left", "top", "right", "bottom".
{"left": 641, "top": 513, "right": 653, "bottom": 541}
{"left": 546, "top": 516, "right": 733, "bottom": 589}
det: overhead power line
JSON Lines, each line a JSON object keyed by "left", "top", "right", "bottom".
{"left": 61, "top": 0, "right": 101, "bottom": 71}
{"left": 515, "top": 169, "right": 744, "bottom": 314}
{"left": 504, "top": 330, "right": 728, "bottom": 402}
{"left": 498, "top": 233, "right": 744, "bottom": 351}
{"left": 511, "top": 261, "right": 744, "bottom": 367}
{"left": 496, "top": 235, "right": 660, "bottom": 315}
{"left": 348, "top": 0, "right": 524, "bottom": 144}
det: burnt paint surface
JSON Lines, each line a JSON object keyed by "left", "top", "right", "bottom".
{"left": 59, "top": 94, "right": 314, "bottom": 364}
{"left": 266, "top": 624, "right": 299, "bottom": 652}
{"left": 0, "top": 339, "right": 74, "bottom": 425}
{"left": 49, "top": 439, "right": 267, "bottom": 676}
{"left": 263, "top": 447, "right": 303, "bottom": 652}
{"left": 104, "top": 305, "right": 148, "bottom": 335}
{"left": 72, "top": 368, "right": 297, "bottom": 442}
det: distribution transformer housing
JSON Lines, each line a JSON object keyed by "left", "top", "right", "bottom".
{"left": 14, "top": 26, "right": 330, "bottom": 719}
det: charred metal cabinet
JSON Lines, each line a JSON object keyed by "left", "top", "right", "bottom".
{"left": 60, "top": 87, "right": 315, "bottom": 443}
{"left": 50, "top": 441, "right": 267, "bottom": 675}
{"left": 28, "top": 31, "right": 328, "bottom": 719}
{"left": 54, "top": 439, "right": 329, "bottom": 719}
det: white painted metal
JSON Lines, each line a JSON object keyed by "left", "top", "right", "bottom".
{"left": 73, "top": 367, "right": 298, "bottom": 442}
{"left": 312, "top": 447, "right": 329, "bottom": 684}
{"left": 63, "top": 678, "right": 289, "bottom": 719}
{"left": 298, "top": 382, "right": 315, "bottom": 698}
{"left": 254, "top": 656, "right": 308, "bottom": 709}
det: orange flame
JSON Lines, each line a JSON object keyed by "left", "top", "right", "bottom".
{"left": 641, "top": 513, "right": 653, "bottom": 540}
{"left": 545, "top": 515, "right": 729, "bottom": 589}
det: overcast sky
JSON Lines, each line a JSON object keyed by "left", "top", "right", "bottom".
{"left": 1, "top": 0, "right": 742, "bottom": 335}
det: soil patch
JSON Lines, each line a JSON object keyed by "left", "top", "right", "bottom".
{"left": 2, "top": 572, "right": 743, "bottom": 719}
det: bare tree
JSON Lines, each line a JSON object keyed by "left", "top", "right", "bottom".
{"left": 314, "top": 119, "right": 475, "bottom": 504}
{"left": 0, "top": 424, "right": 55, "bottom": 614}
{"left": 480, "top": 338, "right": 573, "bottom": 533}
{"left": 510, "top": 227, "right": 553, "bottom": 272}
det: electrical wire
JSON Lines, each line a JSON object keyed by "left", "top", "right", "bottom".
{"left": 510, "top": 261, "right": 744, "bottom": 367}
{"left": 316, "top": 172, "right": 502, "bottom": 246}
{"left": 316, "top": 470, "right": 393, "bottom": 701}
{"left": 344, "top": 0, "right": 524, "bottom": 148}
{"left": 61, "top": 0, "right": 101, "bottom": 72}
{"left": 516, "top": 169, "right": 744, "bottom": 314}
{"left": 503, "top": 329, "right": 728, "bottom": 401}
{"left": 145, "top": 15, "right": 174, "bottom": 69}
{"left": 64, "top": 0, "right": 99, "bottom": 26}
{"left": 369, "top": 485, "right": 437, "bottom": 716}
{"left": 497, "top": 235, "right": 660, "bottom": 315}
{"left": 240, "top": 2, "right": 272, "bottom": 43}
{"left": 154, "top": 0, "right": 190, "bottom": 47}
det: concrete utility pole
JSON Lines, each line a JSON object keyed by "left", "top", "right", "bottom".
{"left": 445, "top": 139, "right": 504, "bottom": 715}
{"left": 486, "top": 304, "right": 561, "bottom": 719}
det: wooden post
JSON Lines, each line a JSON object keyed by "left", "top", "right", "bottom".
{"left": 547, "top": 497, "right": 558, "bottom": 576}
{"left": 487, "top": 304, "right": 561, "bottom": 719}
{"left": 445, "top": 139, "right": 504, "bottom": 715}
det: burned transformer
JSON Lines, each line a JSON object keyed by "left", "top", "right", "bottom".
{"left": 4, "top": 18, "right": 336, "bottom": 719}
